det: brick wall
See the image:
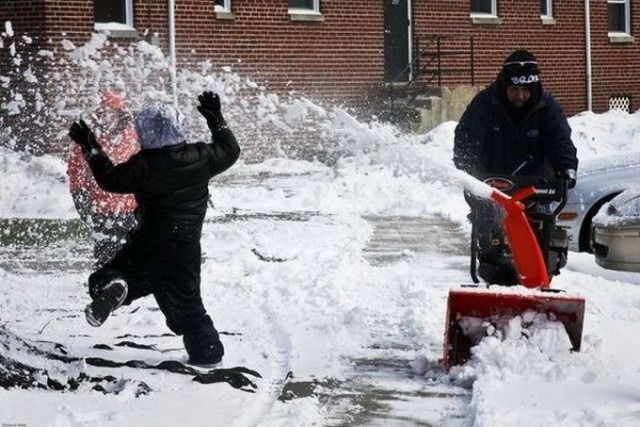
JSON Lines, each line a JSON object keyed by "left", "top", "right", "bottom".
{"left": 413, "top": 0, "right": 588, "bottom": 116}
{"left": 413, "top": 1, "right": 640, "bottom": 116}
{"left": 170, "top": 0, "right": 385, "bottom": 110}
{"left": 588, "top": 0, "right": 640, "bottom": 112}
{"left": 0, "top": 0, "right": 46, "bottom": 35}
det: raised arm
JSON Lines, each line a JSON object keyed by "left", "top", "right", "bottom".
{"left": 197, "top": 91, "right": 241, "bottom": 175}
{"left": 68, "top": 120, "right": 142, "bottom": 194}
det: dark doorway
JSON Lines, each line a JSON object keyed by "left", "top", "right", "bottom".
{"left": 384, "top": 0, "right": 411, "bottom": 82}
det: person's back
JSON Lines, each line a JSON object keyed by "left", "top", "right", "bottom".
{"left": 134, "top": 142, "right": 215, "bottom": 224}
{"left": 88, "top": 105, "right": 239, "bottom": 241}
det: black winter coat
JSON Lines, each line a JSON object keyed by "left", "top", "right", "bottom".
{"left": 88, "top": 128, "right": 240, "bottom": 242}
{"left": 453, "top": 82, "right": 578, "bottom": 179}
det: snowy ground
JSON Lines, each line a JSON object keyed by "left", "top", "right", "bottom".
{"left": 2, "top": 108, "right": 640, "bottom": 426}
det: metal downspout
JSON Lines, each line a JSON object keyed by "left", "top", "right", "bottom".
{"left": 407, "top": 0, "right": 413, "bottom": 81}
{"left": 168, "top": 0, "right": 178, "bottom": 107}
{"left": 585, "top": 0, "right": 592, "bottom": 111}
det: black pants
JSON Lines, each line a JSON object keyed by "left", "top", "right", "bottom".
{"left": 88, "top": 234, "right": 214, "bottom": 337}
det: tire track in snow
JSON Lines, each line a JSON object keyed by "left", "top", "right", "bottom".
{"left": 231, "top": 300, "right": 295, "bottom": 426}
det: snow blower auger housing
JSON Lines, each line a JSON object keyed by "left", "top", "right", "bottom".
{"left": 443, "top": 176, "right": 586, "bottom": 372}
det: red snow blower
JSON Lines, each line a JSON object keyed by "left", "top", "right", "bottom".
{"left": 443, "top": 175, "right": 586, "bottom": 372}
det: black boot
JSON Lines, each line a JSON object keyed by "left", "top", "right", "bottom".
{"left": 85, "top": 279, "right": 128, "bottom": 327}
{"left": 183, "top": 327, "right": 224, "bottom": 366}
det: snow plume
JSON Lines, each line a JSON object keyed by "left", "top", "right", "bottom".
{"left": 0, "top": 25, "right": 479, "bottom": 223}
{"left": 0, "top": 25, "right": 459, "bottom": 177}
{"left": 0, "top": 26, "right": 397, "bottom": 164}
{"left": 0, "top": 29, "right": 254, "bottom": 158}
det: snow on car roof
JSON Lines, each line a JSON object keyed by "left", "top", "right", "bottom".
{"left": 578, "top": 151, "right": 640, "bottom": 177}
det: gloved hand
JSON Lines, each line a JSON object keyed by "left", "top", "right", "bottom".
{"left": 561, "top": 168, "right": 577, "bottom": 189}
{"left": 197, "top": 91, "right": 227, "bottom": 132}
{"left": 69, "top": 120, "right": 102, "bottom": 158}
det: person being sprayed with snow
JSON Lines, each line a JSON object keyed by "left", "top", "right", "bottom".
{"left": 67, "top": 90, "right": 139, "bottom": 268}
{"left": 68, "top": 92, "right": 241, "bottom": 365}
{"left": 453, "top": 49, "right": 578, "bottom": 286}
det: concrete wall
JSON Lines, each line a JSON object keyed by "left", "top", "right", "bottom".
{"left": 414, "top": 86, "right": 481, "bottom": 134}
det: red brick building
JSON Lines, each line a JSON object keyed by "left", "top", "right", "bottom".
{"left": 1, "top": 1, "right": 639, "bottom": 154}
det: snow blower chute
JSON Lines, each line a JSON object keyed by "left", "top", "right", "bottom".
{"left": 443, "top": 176, "right": 586, "bottom": 372}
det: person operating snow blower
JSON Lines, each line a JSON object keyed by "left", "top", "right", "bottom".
{"left": 453, "top": 49, "right": 579, "bottom": 286}
{"left": 68, "top": 92, "right": 240, "bottom": 366}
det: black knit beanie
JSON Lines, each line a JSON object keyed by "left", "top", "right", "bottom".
{"left": 501, "top": 49, "right": 540, "bottom": 88}
{"left": 498, "top": 49, "right": 542, "bottom": 112}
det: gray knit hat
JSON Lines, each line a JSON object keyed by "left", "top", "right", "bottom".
{"left": 134, "top": 104, "right": 186, "bottom": 149}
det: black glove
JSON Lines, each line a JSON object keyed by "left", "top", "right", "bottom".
{"left": 561, "top": 168, "right": 577, "bottom": 189}
{"left": 69, "top": 120, "right": 101, "bottom": 158}
{"left": 197, "top": 91, "right": 227, "bottom": 132}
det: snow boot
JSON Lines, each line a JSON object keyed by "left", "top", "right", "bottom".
{"left": 183, "top": 328, "right": 225, "bottom": 366}
{"left": 85, "top": 279, "right": 128, "bottom": 327}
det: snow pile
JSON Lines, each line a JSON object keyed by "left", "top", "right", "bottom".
{"left": 569, "top": 109, "right": 640, "bottom": 160}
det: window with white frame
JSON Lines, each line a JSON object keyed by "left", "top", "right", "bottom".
{"left": 288, "top": 0, "right": 322, "bottom": 21}
{"left": 471, "top": 0, "right": 497, "bottom": 15}
{"left": 94, "top": 0, "right": 133, "bottom": 26}
{"left": 289, "top": 0, "right": 320, "bottom": 13}
{"left": 608, "top": 0, "right": 630, "bottom": 34}
{"left": 541, "top": 0, "right": 552, "bottom": 18}
{"left": 215, "top": 0, "right": 231, "bottom": 13}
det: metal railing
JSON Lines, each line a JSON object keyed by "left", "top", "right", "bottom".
{"left": 388, "top": 34, "right": 475, "bottom": 106}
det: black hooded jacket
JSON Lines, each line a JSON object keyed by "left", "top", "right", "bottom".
{"left": 87, "top": 127, "right": 240, "bottom": 242}
{"left": 453, "top": 81, "right": 578, "bottom": 179}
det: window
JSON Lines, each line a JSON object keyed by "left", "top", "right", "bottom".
{"left": 471, "top": 0, "right": 497, "bottom": 15}
{"left": 541, "top": 0, "right": 555, "bottom": 25}
{"left": 215, "top": 0, "right": 231, "bottom": 13}
{"left": 94, "top": 0, "right": 133, "bottom": 26}
{"left": 288, "top": 0, "right": 323, "bottom": 21}
{"left": 94, "top": 0, "right": 136, "bottom": 36}
{"left": 213, "top": 0, "right": 234, "bottom": 20}
{"left": 541, "top": 0, "right": 552, "bottom": 18}
{"left": 470, "top": 0, "right": 499, "bottom": 24}
{"left": 608, "top": 0, "right": 630, "bottom": 34}
{"left": 289, "top": 0, "right": 320, "bottom": 13}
